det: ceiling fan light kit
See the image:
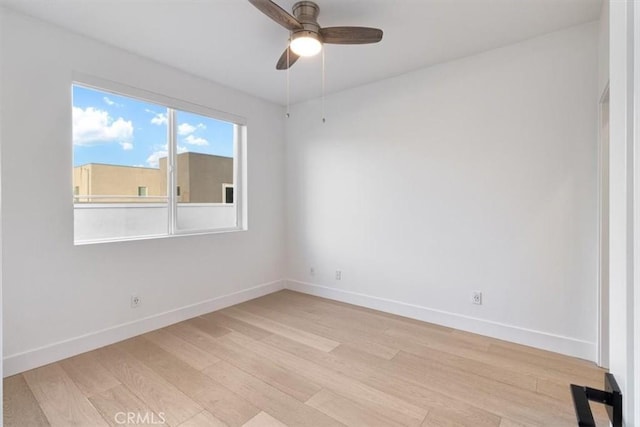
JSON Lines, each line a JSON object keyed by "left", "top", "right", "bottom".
{"left": 290, "top": 31, "right": 322, "bottom": 57}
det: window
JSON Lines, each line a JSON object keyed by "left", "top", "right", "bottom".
{"left": 72, "top": 82, "right": 245, "bottom": 244}
{"left": 223, "top": 184, "right": 234, "bottom": 204}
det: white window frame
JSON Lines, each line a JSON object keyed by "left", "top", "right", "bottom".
{"left": 72, "top": 74, "right": 248, "bottom": 245}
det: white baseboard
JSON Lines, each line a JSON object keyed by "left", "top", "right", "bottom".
{"left": 285, "top": 279, "right": 597, "bottom": 361}
{"left": 4, "top": 277, "right": 596, "bottom": 376}
{"left": 3, "top": 280, "right": 284, "bottom": 377}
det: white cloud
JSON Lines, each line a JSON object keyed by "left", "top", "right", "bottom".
{"left": 184, "top": 134, "right": 209, "bottom": 146}
{"left": 178, "top": 123, "right": 196, "bottom": 136}
{"left": 72, "top": 106, "right": 133, "bottom": 145}
{"left": 103, "top": 96, "right": 122, "bottom": 107}
{"left": 146, "top": 144, "right": 187, "bottom": 167}
{"left": 146, "top": 150, "right": 167, "bottom": 168}
{"left": 120, "top": 142, "right": 134, "bottom": 151}
{"left": 151, "top": 113, "right": 167, "bottom": 126}
{"left": 177, "top": 122, "right": 206, "bottom": 136}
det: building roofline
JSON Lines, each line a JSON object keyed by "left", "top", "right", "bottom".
{"left": 73, "top": 163, "right": 159, "bottom": 170}
{"left": 73, "top": 152, "right": 232, "bottom": 170}
{"left": 178, "top": 152, "right": 232, "bottom": 160}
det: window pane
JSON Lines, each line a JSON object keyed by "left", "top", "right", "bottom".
{"left": 174, "top": 110, "right": 236, "bottom": 231}
{"left": 72, "top": 85, "right": 169, "bottom": 242}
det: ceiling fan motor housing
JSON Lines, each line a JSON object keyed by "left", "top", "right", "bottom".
{"left": 293, "top": 1, "right": 321, "bottom": 37}
{"left": 293, "top": 1, "right": 320, "bottom": 22}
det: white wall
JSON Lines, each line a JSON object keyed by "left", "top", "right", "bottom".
{"left": 608, "top": 0, "right": 637, "bottom": 424}
{"left": 286, "top": 22, "right": 599, "bottom": 360}
{"left": 0, "top": 8, "right": 285, "bottom": 375}
{"left": 598, "top": 0, "right": 610, "bottom": 97}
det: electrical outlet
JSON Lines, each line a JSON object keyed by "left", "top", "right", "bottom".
{"left": 131, "top": 294, "right": 141, "bottom": 308}
{"left": 471, "top": 291, "right": 482, "bottom": 305}
{"left": 310, "top": 267, "right": 315, "bottom": 276}
{"left": 335, "top": 270, "right": 342, "bottom": 280}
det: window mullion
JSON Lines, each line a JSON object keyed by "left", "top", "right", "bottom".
{"left": 233, "top": 124, "right": 243, "bottom": 229}
{"left": 168, "top": 108, "right": 177, "bottom": 235}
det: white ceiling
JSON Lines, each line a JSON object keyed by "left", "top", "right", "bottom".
{"left": 1, "top": 0, "right": 602, "bottom": 105}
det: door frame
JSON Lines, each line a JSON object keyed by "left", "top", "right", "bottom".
{"left": 597, "top": 83, "right": 610, "bottom": 369}
{"left": 633, "top": 2, "right": 640, "bottom": 423}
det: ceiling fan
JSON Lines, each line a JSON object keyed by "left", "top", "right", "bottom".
{"left": 249, "top": 0, "right": 384, "bottom": 70}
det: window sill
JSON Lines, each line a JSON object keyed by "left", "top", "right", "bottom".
{"left": 73, "top": 227, "right": 247, "bottom": 246}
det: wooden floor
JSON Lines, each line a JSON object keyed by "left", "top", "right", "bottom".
{"left": 4, "top": 290, "right": 609, "bottom": 426}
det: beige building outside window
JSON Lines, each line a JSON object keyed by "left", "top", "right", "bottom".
{"left": 73, "top": 153, "right": 234, "bottom": 204}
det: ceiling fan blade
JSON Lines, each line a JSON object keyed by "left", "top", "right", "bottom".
{"left": 276, "top": 47, "right": 300, "bottom": 70}
{"left": 249, "top": 0, "right": 303, "bottom": 31}
{"left": 320, "top": 27, "right": 383, "bottom": 44}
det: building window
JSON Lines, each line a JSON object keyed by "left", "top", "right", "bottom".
{"left": 223, "top": 184, "right": 234, "bottom": 204}
{"left": 72, "top": 81, "right": 245, "bottom": 244}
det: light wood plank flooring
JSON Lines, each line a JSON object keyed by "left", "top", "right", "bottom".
{"left": 4, "top": 290, "right": 609, "bottom": 426}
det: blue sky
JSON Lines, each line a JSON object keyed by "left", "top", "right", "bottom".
{"left": 72, "top": 85, "right": 234, "bottom": 168}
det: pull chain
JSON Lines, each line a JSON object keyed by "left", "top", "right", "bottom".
{"left": 321, "top": 48, "right": 326, "bottom": 123}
